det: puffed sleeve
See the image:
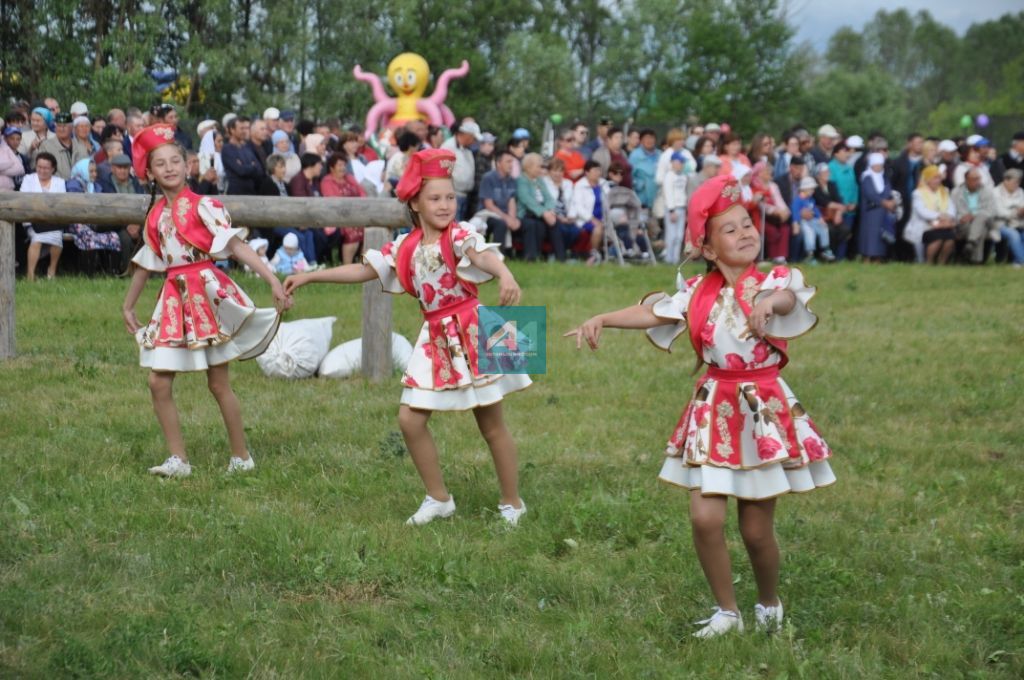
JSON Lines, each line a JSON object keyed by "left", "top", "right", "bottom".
{"left": 452, "top": 222, "right": 502, "bottom": 284}
{"left": 754, "top": 266, "right": 817, "bottom": 338}
{"left": 639, "top": 274, "right": 701, "bottom": 352}
{"left": 131, "top": 244, "right": 167, "bottom": 272}
{"left": 197, "top": 197, "right": 248, "bottom": 259}
{"left": 361, "top": 232, "right": 407, "bottom": 295}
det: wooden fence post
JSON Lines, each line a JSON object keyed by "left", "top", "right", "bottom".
{"left": 360, "top": 227, "right": 393, "bottom": 382}
{"left": 0, "top": 220, "right": 14, "bottom": 358}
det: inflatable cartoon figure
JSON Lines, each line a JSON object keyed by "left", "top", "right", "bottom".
{"left": 353, "top": 53, "right": 469, "bottom": 137}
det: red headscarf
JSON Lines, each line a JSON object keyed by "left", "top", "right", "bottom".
{"left": 131, "top": 124, "right": 178, "bottom": 180}
{"left": 395, "top": 148, "right": 456, "bottom": 202}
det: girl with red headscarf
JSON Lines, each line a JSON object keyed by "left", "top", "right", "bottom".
{"left": 566, "top": 174, "right": 835, "bottom": 639}
{"left": 284, "top": 148, "right": 531, "bottom": 527}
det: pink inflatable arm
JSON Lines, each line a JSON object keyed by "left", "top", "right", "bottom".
{"left": 353, "top": 64, "right": 390, "bottom": 105}
{"left": 439, "top": 105, "right": 456, "bottom": 129}
{"left": 427, "top": 60, "right": 470, "bottom": 107}
{"left": 416, "top": 99, "right": 445, "bottom": 127}
{"left": 364, "top": 100, "right": 397, "bottom": 139}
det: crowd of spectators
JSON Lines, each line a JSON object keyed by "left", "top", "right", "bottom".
{"left": 3, "top": 96, "right": 1023, "bottom": 281}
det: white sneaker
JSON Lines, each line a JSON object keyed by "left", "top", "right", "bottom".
{"left": 754, "top": 601, "right": 784, "bottom": 632}
{"left": 148, "top": 455, "right": 192, "bottom": 478}
{"left": 692, "top": 607, "right": 744, "bottom": 639}
{"left": 227, "top": 455, "right": 255, "bottom": 474}
{"left": 497, "top": 500, "right": 527, "bottom": 526}
{"left": 406, "top": 495, "right": 456, "bottom": 526}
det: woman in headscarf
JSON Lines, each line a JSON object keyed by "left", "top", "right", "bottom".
{"left": 198, "top": 128, "right": 226, "bottom": 191}
{"left": 18, "top": 107, "right": 52, "bottom": 164}
{"left": 906, "top": 165, "right": 957, "bottom": 264}
{"left": 750, "top": 160, "right": 791, "bottom": 260}
{"left": 66, "top": 157, "right": 121, "bottom": 273}
{"left": 271, "top": 129, "right": 300, "bottom": 182}
{"left": 858, "top": 152, "right": 896, "bottom": 262}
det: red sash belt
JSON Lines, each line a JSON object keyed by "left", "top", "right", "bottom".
{"left": 167, "top": 260, "right": 215, "bottom": 277}
{"left": 705, "top": 364, "right": 780, "bottom": 384}
{"left": 422, "top": 296, "right": 479, "bottom": 322}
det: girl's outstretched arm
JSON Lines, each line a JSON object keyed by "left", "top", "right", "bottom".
{"left": 283, "top": 262, "right": 378, "bottom": 295}
{"left": 464, "top": 248, "right": 521, "bottom": 306}
{"left": 227, "top": 238, "right": 292, "bottom": 312}
{"left": 122, "top": 265, "right": 150, "bottom": 334}
{"left": 564, "top": 304, "right": 670, "bottom": 351}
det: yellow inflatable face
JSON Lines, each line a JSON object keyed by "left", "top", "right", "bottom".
{"left": 387, "top": 53, "right": 430, "bottom": 98}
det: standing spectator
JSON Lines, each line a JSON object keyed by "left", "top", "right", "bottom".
{"left": 151, "top": 104, "right": 192, "bottom": 150}
{"left": 198, "top": 127, "right": 226, "bottom": 191}
{"left": 624, "top": 128, "right": 641, "bottom": 155}
{"left": 991, "top": 132, "right": 1024, "bottom": 186}
{"left": 477, "top": 150, "right": 521, "bottom": 254}
{"left": 20, "top": 152, "right": 66, "bottom": 281}
{"left": 572, "top": 160, "right": 609, "bottom": 265}
{"left": 279, "top": 110, "right": 299, "bottom": 150}
{"left": 693, "top": 136, "right": 716, "bottom": 172}
{"left": 937, "top": 139, "right": 960, "bottom": 190}
{"left": 774, "top": 156, "right": 807, "bottom": 262}
{"left": 628, "top": 128, "right": 659, "bottom": 210}
{"left": 222, "top": 116, "right": 264, "bottom": 195}
{"left": 813, "top": 163, "right": 846, "bottom": 249}
{"left": 122, "top": 113, "right": 144, "bottom": 161}
{"left": 591, "top": 126, "right": 632, "bottom": 188}
{"left": 18, "top": 107, "right": 52, "bottom": 164}
{"left": 515, "top": 152, "right": 555, "bottom": 262}
{"left": 72, "top": 116, "right": 96, "bottom": 156}
{"left": 554, "top": 128, "right": 586, "bottom": 182}
{"left": 717, "top": 131, "right": 751, "bottom": 177}
{"left": 270, "top": 129, "right": 300, "bottom": 182}
{"left": 661, "top": 152, "right": 689, "bottom": 264}
{"left": 750, "top": 160, "right": 791, "bottom": 260}
{"left": 656, "top": 128, "right": 694, "bottom": 200}
{"left": 773, "top": 133, "right": 801, "bottom": 182}
{"left": 992, "top": 169, "right": 1024, "bottom": 268}
{"left": 703, "top": 122, "right": 722, "bottom": 146}
{"left": 952, "top": 167, "right": 996, "bottom": 264}
{"left": 688, "top": 152, "right": 721, "bottom": 197}
{"left": 426, "top": 125, "right": 445, "bottom": 149}
{"left": 907, "top": 165, "right": 957, "bottom": 264}
{"left": 248, "top": 119, "right": 271, "bottom": 172}
{"left": 441, "top": 119, "right": 480, "bottom": 220}
{"left": 506, "top": 135, "right": 529, "bottom": 179}
{"left": 38, "top": 112, "right": 87, "bottom": 179}
{"left": 320, "top": 152, "right": 366, "bottom": 265}
{"left": 811, "top": 124, "right": 840, "bottom": 168}
{"left": 470, "top": 131, "right": 496, "bottom": 210}
{"left": 386, "top": 130, "right": 421, "bottom": 192}
{"left": 859, "top": 153, "right": 897, "bottom": 262}
{"left": 828, "top": 142, "right": 859, "bottom": 259}
{"left": 747, "top": 133, "right": 775, "bottom": 167}
{"left": 301, "top": 132, "right": 327, "bottom": 161}
{"left": 582, "top": 117, "right": 611, "bottom": 160}
{"left": 684, "top": 123, "right": 705, "bottom": 151}
{"left": 571, "top": 121, "right": 590, "bottom": 159}
{"left": 953, "top": 143, "right": 995, "bottom": 189}
{"left": 107, "top": 108, "right": 126, "bottom": 129}
{"left": 0, "top": 126, "right": 25, "bottom": 190}
{"left": 845, "top": 135, "right": 865, "bottom": 168}
{"left": 892, "top": 132, "right": 925, "bottom": 259}
{"left": 186, "top": 150, "right": 218, "bottom": 195}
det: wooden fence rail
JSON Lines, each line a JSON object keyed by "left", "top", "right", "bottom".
{"left": 0, "top": 194, "right": 410, "bottom": 381}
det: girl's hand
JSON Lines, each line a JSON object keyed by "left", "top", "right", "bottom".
{"left": 564, "top": 316, "right": 604, "bottom": 351}
{"left": 498, "top": 274, "right": 521, "bottom": 306}
{"left": 283, "top": 273, "right": 307, "bottom": 296}
{"left": 749, "top": 297, "right": 774, "bottom": 339}
{"left": 123, "top": 308, "right": 142, "bottom": 335}
{"left": 270, "top": 279, "right": 293, "bottom": 312}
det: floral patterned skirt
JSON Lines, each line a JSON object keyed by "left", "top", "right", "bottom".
{"left": 136, "top": 260, "right": 279, "bottom": 372}
{"left": 68, "top": 224, "right": 121, "bottom": 251}
{"left": 658, "top": 365, "right": 835, "bottom": 499}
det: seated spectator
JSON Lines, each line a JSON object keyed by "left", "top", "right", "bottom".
{"left": 952, "top": 143, "right": 994, "bottom": 189}
{"left": 66, "top": 158, "right": 120, "bottom": 273}
{"left": 907, "top": 165, "right": 957, "bottom": 265}
{"left": 270, "top": 232, "right": 310, "bottom": 275}
{"left": 186, "top": 150, "right": 218, "bottom": 195}
{"left": 993, "top": 168, "right": 1024, "bottom": 268}
{"left": 99, "top": 153, "right": 144, "bottom": 271}
{"left": 320, "top": 152, "right": 366, "bottom": 264}
{"left": 591, "top": 126, "right": 632, "bottom": 188}
{"left": 792, "top": 176, "right": 835, "bottom": 262}
{"left": 515, "top": 152, "right": 556, "bottom": 262}
{"left": 507, "top": 132, "right": 529, "bottom": 178}
{"left": 606, "top": 163, "right": 647, "bottom": 259}
{"left": 20, "top": 152, "right": 66, "bottom": 281}
{"left": 991, "top": 132, "right": 1024, "bottom": 185}
{"left": 774, "top": 133, "right": 801, "bottom": 182}
{"left": 386, "top": 130, "right": 421, "bottom": 193}
{"left": 39, "top": 112, "right": 89, "bottom": 179}
{"left": 572, "top": 160, "right": 608, "bottom": 266}
{"left": 951, "top": 167, "right": 996, "bottom": 264}
{"left": 937, "top": 139, "right": 960, "bottom": 190}
{"left": 541, "top": 158, "right": 581, "bottom": 260}
{"left": 688, "top": 152, "right": 721, "bottom": 197}
{"left": 278, "top": 152, "right": 323, "bottom": 266}
{"left": 476, "top": 150, "right": 521, "bottom": 254}
{"left": 0, "top": 125, "right": 24, "bottom": 190}
{"left": 554, "top": 128, "right": 586, "bottom": 183}
{"left": 750, "top": 160, "right": 791, "bottom": 260}
{"left": 271, "top": 130, "right": 300, "bottom": 182}
{"left": 441, "top": 120, "right": 480, "bottom": 220}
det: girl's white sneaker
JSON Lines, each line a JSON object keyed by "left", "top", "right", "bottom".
{"left": 227, "top": 455, "right": 255, "bottom": 474}
{"left": 148, "top": 456, "right": 192, "bottom": 478}
{"left": 692, "top": 607, "right": 744, "bottom": 639}
{"left": 406, "top": 495, "right": 456, "bottom": 526}
{"left": 497, "top": 500, "right": 527, "bottom": 526}
{"left": 754, "top": 601, "right": 784, "bottom": 631}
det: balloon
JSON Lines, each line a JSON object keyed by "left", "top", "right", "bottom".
{"left": 959, "top": 115, "right": 973, "bottom": 129}
{"left": 976, "top": 114, "right": 989, "bottom": 128}
{"left": 550, "top": 113, "right": 563, "bottom": 125}
{"left": 720, "top": 122, "right": 731, "bottom": 134}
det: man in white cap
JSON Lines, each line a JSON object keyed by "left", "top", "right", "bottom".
{"left": 263, "top": 107, "right": 281, "bottom": 133}
{"left": 441, "top": 119, "right": 481, "bottom": 220}
{"left": 938, "top": 139, "right": 960, "bottom": 188}
{"left": 704, "top": 122, "right": 722, "bottom": 145}
{"left": 69, "top": 101, "right": 89, "bottom": 118}
{"left": 812, "top": 124, "right": 840, "bottom": 167}
{"left": 845, "top": 135, "right": 864, "bottom": 167}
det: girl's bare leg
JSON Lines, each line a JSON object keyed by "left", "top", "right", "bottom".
{"left": 690, "top": 491, "right": 738, "bottom": 613}
{"left": 149, "top": 370, "right": 187, "bottom": 460}
{"left": 207, "top": 364, "right": 248, "bottom": 458}
{"left": 473, "top": 401, "right": 521, "bottom": 507}
{"left": 738, "top": 498, "right": 781, "bottom": 606}
{"left": 398, "top": 405, "right": 449, "bottom": 500}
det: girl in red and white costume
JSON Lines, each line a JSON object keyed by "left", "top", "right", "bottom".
{"left": 284, "top": 148, "right": 531, "bottom": 526}
{"left": 566, "top": 174, "right": 835, "bottom": 638}
{"left": 123, "top": 124, "right": 291, "bottom": 478}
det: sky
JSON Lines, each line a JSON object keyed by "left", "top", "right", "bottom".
{"left": 787, "top": 0, "right": 1022, "bottom": 51}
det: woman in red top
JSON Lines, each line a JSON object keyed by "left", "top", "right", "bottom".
{"left": 320, "top": 153, "right": 366, "bottom": 264}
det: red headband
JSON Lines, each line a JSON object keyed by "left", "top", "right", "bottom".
{"left": 685, "top": 174, "right": 748, "bottom": 255}
{"left": 131, "top": 124, "right": 178, "bottom": 180}
{"left": 395, "top": 148, "right": 456, "bottom": 202}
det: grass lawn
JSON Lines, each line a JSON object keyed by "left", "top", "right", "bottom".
{"left": 1, "top": 261, "right": 1022, "bottom": 678}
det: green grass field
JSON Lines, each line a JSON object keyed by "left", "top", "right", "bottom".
{"left": 1, "top": 262, "right": 1022, "bottom": 678}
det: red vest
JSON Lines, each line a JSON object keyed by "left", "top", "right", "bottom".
{"left": 394, "top": 223, "right": 479, "bottom": 300}
{"left": 143, "top": 188, "right": 216, "bottom": 260}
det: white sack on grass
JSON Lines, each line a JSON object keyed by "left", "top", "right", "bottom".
{"left": 256, "top": 317, "right": 336, "bottom": 379}
{"left": 319, "top": 333, "right": 414, "bottom": 379}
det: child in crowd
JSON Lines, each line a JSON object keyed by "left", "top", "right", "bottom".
{"left": 662, "top": 152, "right": 690, "bottom": 264}
{"left": 793, "top": 176, "right": 836, "bottom": 262}
{"left": 270, "top": 232, "right": 310, "bottom": 274}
